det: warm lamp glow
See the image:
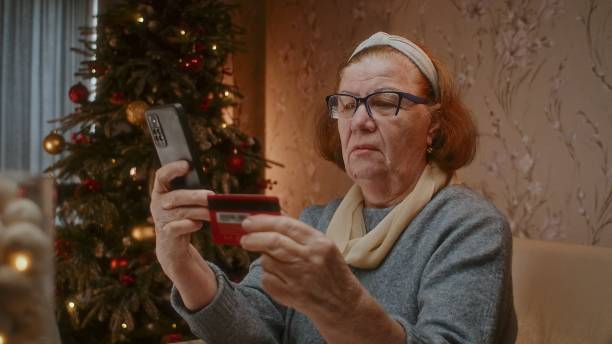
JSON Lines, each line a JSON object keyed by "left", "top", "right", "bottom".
{"left": 180, "top": 30, "right": 186, "bottom": 35}
{"left": 221, "top": 123, "right": 227, "bottom": 129}
{"left": 121, "top": 323, "right": 128, "bottom": 329}
{"left": 171, "top": 323, "right": 177, "bottom": 329}
{"left": 0, "top": 333, "right": 5, "bottom": 344}
{"left": 129, "top": 167, "right": 137, "bottom": 177}
{"left": 224, "top": 90, "right": 230, "bottom": 97}
{"left": 12, "top": 253, "right": 30, "bottom": 272}
{"left": 137, "top": 16, "right": 144, "bottom": 23}
{"left": 211, "top": 44, "right": 217, "bottom": 51}
{"left": 66, "top": 299, "right": 78, "bottom": 314}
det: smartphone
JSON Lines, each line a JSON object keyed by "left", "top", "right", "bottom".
{"left": 145, "top": 104, "right": 205, "bottom": 190}
{"left": 207, "top": 194, "right": 281, "bottom": 246}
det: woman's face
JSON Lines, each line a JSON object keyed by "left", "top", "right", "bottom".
{"left": 337, "top": 52, "right": 437, "bottom": 184}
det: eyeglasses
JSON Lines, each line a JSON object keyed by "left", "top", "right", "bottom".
{"left": 325, "top": 91, "right": 429, "bottom": 119}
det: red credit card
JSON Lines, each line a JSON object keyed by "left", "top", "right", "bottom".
{"left": 207, "top": 194, "right": 281, "bottom": 246}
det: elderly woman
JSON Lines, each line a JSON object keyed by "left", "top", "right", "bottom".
{"left": 150, "top": 32, "right": 517, "bottom": 343}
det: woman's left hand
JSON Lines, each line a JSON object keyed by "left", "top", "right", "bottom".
{"left": 240, "top": 215, "right": 363, "bottom": 320}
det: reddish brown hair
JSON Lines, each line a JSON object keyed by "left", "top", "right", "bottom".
{"left": 315, "top": 45, "right": 478, "bottom": 174}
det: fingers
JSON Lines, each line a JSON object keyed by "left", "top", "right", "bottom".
{"left": 159, "top": 189, "right": 215, "bottom": 209}
{"left": 160, "top": 219, "right": 204, "bottom": 237}
{"left": 164, "top": 206, "right": 212, "bottom": 222}
{"left": 152, "top": 160, "right": 191, "bottom": 194}
{"left": 241, "top": 232, "right": 306, "bottom": 262}
{"left": 242, "top": 215, "right": 319, "bottom": 244}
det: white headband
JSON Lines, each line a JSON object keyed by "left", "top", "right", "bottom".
{"left": 348, "top": 32, "right": 440, "bottom": 99}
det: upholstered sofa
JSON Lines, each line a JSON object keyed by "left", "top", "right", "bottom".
{"left": 177, "top": 238, "right": 612, "bottom": 344}
{"left": 512, "top": 238, "right": 612, "bottom": 343}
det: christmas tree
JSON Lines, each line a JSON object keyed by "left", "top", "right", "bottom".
{"left": 42, "top": 1, "right": 271, "bottom": 342}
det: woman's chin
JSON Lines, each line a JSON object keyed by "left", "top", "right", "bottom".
{"left": 347, "top": 164, "right": 387, "bottom": 182}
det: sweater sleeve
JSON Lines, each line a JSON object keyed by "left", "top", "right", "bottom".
{"left": 170, "top": 261, "right": 285, "bottom": 344}
{"left": 395, "top": 211, "right": 515, "bottom": 344}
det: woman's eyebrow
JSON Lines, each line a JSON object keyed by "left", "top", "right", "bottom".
{"left": 372, "top": 87, "right": 401, "bottom": 92}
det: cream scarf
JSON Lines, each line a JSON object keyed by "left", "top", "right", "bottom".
{"left": 326, "top": 164, "right": 450, "bottom": 269}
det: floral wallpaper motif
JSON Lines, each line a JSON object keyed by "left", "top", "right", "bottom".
{"left": 263, "top": 0, "right": 612, "bottom": 247}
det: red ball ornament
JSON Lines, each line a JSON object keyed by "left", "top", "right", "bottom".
{"left": 110, "top": 257, "right": 129, "bottom": 270}
{"left": 68, "top": 83, "right": 89, "bottom": 104}
{"left": 54, "top": 239, "right": 72, "bottom": 258}
{"left": 81, "top": 178, "right": 101, "bottom": 192}
{"left": 227, "top": 154, "right": 246, "bottom": 174}
{"left": 181, "top": 55, "right": 204, "bottom": 73}
{"left": 110, "top": 92, "right": 127, "bottom": 105}
{"left": 71, "top": 132, "right": 91, "bottom": 144}
{"left": 162, "top": 333, "right": 183, "bottom": 343}
{"left": 119, "top": 273, "right": 136, "bottom": 286}
{"left": 199, "top": 96, "right": 211, "bottom": 111}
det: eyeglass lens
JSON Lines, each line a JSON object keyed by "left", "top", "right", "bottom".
{"left": 328, "top": 92, "right": 404, "bottom": 119}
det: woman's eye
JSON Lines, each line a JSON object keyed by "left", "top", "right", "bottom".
{"left": 371, "top": 100, "right": 396, "bottom": 108}
{"left": 341, "top": 103, "right": 356, "bottom": 111}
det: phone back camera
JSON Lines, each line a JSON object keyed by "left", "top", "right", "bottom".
{"left": 146, "top": 113, "right": 168, "bottom": 148}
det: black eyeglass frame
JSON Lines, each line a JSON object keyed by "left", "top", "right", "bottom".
{"left": 325, "top": 91, "right": 430, "bottom": 119}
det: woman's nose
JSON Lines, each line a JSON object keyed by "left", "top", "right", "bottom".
{"left": 350, "top": 103, "right": 377, "bottom": 132}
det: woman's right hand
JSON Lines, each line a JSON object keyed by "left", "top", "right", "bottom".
{"left": 149, "top": 160, "right": 213, "bottom": 281}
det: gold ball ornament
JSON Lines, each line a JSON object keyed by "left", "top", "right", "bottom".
{"left": 125, "top": 100, "right": 149, "bottom": 126}
{"left": 42, "top": 131, "right": 65, "bottom": 155}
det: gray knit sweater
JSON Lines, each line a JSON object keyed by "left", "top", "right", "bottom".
{"left": 171, "top": 185, "right": 518, "bottom": 343}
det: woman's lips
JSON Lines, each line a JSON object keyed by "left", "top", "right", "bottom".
{"left": 351, "top": 144, "right": 379, "bottom": 154}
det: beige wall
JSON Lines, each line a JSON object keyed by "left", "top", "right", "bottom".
{"left": 231, "top": 0, "right": 266, "bottom": 145}
{"left": 235, "top": 0, "right": 612, "bottom": 247}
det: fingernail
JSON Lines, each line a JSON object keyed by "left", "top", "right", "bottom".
{"left": 242, "top": 218, "right": 252, "bottom": 229}
{"left": 240, "top": 235, "right": 247, "bottom": 246}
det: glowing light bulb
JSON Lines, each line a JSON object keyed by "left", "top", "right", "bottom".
{"left": 221, "top": 123, "right": 227, "bottom": 129}
{"left": 171, "top": 323, "right": 177, "bottom": 329}
{"left": 137, "top": 16, "right": 144, "bottom": 23}
{"left": 129, "top": 167, "right": 137, "bottom": 177}
{"left": 91, "top": 69, "right": 97, "bottom": 74}
{"left": 224, "top": 90, "right": 230, "bottom": 97}
{"left": 12, "top": 253, "right": 30, "bottom": 272}
{"left": 68, "top": 301, "right": 76, "bottom": 309}
{"left": 131, "top": 227, "right": 142, "bottom": 240}
{"left": 121, "top": 323, "right": 128, "bottom": 329}
{"left": 211, "top": 44, "right": 217, "bottom": 51}
{"left": 180, "top": 30, "right": 186, "bottom": 35}
{"left": 111, "top": 158, "right": 117, "bottom": 164}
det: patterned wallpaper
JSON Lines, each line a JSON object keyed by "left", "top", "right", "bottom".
{"left": 261, "top": 0, "right": 612, "bottom": 247}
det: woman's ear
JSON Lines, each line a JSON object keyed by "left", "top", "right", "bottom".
{"left": 427, "top": 104, "right": 441, "bottom": 147}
